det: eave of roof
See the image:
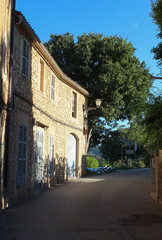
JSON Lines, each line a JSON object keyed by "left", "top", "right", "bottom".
{"left": 15, "top": 11, "right": 90, "bottom": 97}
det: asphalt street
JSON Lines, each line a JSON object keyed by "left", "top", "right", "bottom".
{"left": 1, "top": 168, "right": 162, "bottom": 240}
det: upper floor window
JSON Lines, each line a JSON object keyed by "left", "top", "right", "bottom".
{"left": 72, "top": 92, "right": 77, "bottom": 118}
{"left": 39, "top": 60, "right": 44, "bottom": 92}
{"left": 51, "top": 74, "right": 55, "bottom": 100}
{"left": 22, "top": 39, "right": 29, "bottom": 78}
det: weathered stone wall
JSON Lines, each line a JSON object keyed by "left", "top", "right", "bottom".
{"left": 156, "top": 150, "right": 162, "bottom": 204}
{"left": 8, "top": 20, "right": 87, "bottom": 205}
{"left": 0, "top": 0, "right": 12, "bottom": 210}
{"left": 30, "top": 44, "right": 85, "bottom": 130}
{"left": 151, "top": 150, "right": 162, "bottom": 204}
{"left": 0, "top": 0, "right": 12, "bottom": 95}
{"left": 8, "top": 97, "right": 34, "bottom": 204}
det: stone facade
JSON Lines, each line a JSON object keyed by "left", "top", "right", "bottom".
{"left": 151, "top": 150, "right": 162, "bottom": 204}
{"left": 5, "top": 11, "right": 89, "bottom": 206}
{"left": 0, "top": 0, "right": 14, "bottom": 210}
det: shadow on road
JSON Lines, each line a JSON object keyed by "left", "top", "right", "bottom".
{"left": 119, "top": 214, "right": 162, "bottom": 226}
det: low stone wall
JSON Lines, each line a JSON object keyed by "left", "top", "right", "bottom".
{"left": 151, "top": 150, "right": 162, "bottom": 204}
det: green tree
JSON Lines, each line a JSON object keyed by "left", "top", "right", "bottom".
{"left": 98, "top": 124, "right": 149, "bottom": 164}
{"left": 119, "top": 93, "right": 162, "bottom": 154}
{"left": 99, "top": 129, "right": 122, "bottom": 162}
{"left": 45, "top": 33, "right": 153, "bottom": 150}
{"left": 150, "top": 0, "right": 162, "bottom": 70}
{"left": 118, "top": 119, "right": 146, "bottom": 146}
{"left": 118, "top": 120, "right": 149, "bottom": 161}
{"left": 44, "top": 33, "right": 76, "bottom": 78}
{"left": 142, "top": 93, "right": 162, "bottom": 151}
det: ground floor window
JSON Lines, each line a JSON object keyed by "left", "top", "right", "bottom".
{"left": 17, "top": 124, "right": 27, "bottom": 186}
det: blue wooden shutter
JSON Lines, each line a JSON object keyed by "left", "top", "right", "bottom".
{"left": 17, "top": 124, "right": 27, "bottom": 186}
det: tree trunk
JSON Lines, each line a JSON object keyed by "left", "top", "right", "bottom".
{"left": 86, "top": 126, "right": 95, "bottom": 154}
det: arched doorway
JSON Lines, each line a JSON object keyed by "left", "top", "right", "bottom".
{"left": 67, "top": 134, "right": 77, "bottom": 179}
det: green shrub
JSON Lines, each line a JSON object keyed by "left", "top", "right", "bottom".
{"left": 112, "top": 161, "right": 121, "bottom": 168}
{"left": 135, "top": 159, "right": 146, "bottom": 168}
{"left": 111, "top": 160, "right": 129, "bottom": 169}
{"left": 100, "top": 161, "right": 107, "bottom": 167}
{"left": 86, "top": 156, "right": 99, "bottom": 169}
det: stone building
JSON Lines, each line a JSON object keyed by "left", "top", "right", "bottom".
{"left": 0, "top": 0, "right": 15, "bottom": 210}
{"left": 1, "top": 10, "right": 89, "bottom": 207}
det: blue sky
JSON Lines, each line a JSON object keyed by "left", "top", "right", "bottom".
{"left": 16, "top": 0, "right": 161, "bottom": 92}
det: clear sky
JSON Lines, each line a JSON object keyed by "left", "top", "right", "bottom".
{"left": 16, "top": 0, "right": 161, "bottom": 92}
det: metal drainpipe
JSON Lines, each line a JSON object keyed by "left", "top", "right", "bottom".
{"left": 4, "top": 0, "right": 16, "bottom": 208}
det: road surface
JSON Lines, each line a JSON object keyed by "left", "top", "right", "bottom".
{"left": 1, "top": 168, "right": 162, "bottom": 240}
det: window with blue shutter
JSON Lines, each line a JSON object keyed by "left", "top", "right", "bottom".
{"left": 17, "top": 124, "right": 27, "bottom": 186}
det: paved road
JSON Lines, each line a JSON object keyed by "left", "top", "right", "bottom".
{"left": 1, "top": 168, "right": 162, "bottom": 240}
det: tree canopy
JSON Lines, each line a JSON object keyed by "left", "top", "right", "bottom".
{"left": 90, "top": 121, "right": 148, "bottom": 163}
{"left": 99, "top": 129, "right": 122, "bottom": 162}
{"left": 97, "top": 91, "right": 162, "bottom": 163}
{"left": 150, "top": 0, "right": 162, "bottom": 70}
{"left": 142, "top": 93, "right": 162, "bottom": 151}
{"left": 45, "top": 33, "right": 152, "bottom": 126}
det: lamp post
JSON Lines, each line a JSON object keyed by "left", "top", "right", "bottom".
{"left": 83, "top": 99, "right": 102, "bottom": 114}
{"left": 83, "top": 99, "right": 102, "bottom": 154}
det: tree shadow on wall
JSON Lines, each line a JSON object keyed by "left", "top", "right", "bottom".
{"left": 0, "top": 35, "right": 10, "bottom": 209}
{"left": 66, "top": 162, "right": 76, "bottom": 180}
{"left": 54, "top": 154, "right": 66, "bottom": 184}
{"left": 43, "top": 153, "right": 66, "bottom": 188}
{"left": 0, "top": 35, "right": 7, "bottom": 158}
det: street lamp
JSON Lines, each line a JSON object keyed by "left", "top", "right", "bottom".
{"left": 95, "top": 99, "right": 102, "bottom": 109}
{"left": 83, "top": 99, "right": 102, "bottom": 113}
